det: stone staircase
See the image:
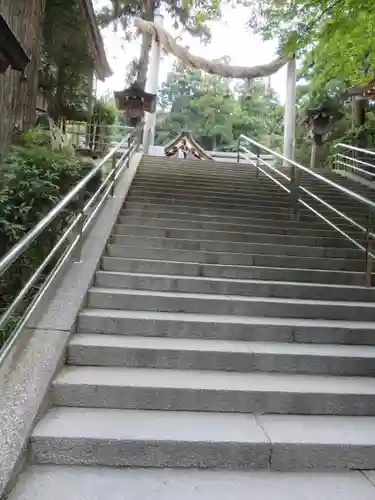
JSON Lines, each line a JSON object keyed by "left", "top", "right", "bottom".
{"left": 9, "top": 155, "right": 375, "bottom": 498}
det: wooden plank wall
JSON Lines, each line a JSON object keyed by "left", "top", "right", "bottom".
{"left": 0, "top": 0, "right": 46, "bottom": 159}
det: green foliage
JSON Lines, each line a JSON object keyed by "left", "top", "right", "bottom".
{"left": 0, "top": 129, "right": 99, "bottom": 345}
{"left": 246, "top": 0, "right": 374, "bottom": 166}
{"left": 88, "top": 96, "right": 120, "bottom": 151}
{"left": 98, "top": 0, "right": 225, "bottom": 87}
{"left": 247, "top": 0, "right": 375, "bottom": 86}
{"left": 40, "top": 0, "right": 96, "bottom": 121}
{"left": 339, "top": 117, "right": 375, "bottom": 149}
{"left": 93, "top": 98, "right": 118, "bottom": 126}
{"left": 22, "top": 127, "right": 51, "bottom": 148}
{"left": 100, "top": 0, "right": 223, "bottom": 40}
{"left": 155, "top": 63, "right": 284, "bottom": 151}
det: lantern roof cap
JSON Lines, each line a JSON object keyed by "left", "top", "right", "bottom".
{"left": 114, "top": 81, "right": 156, "bottom": 112}
{"left": 298, "top": 105, "right": 343, "bottom": 126}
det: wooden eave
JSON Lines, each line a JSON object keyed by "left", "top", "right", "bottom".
{"left": 164, "top": 131, "right": 214, "bottom": 160}
{"left": 0, "top": 14, "right": 30, "bottom": 72}
{"left": 346, "top": 78, "right": 375, "bottom": 101}
{"left": 79, "top": 0, "right": 112, "bottom": 80}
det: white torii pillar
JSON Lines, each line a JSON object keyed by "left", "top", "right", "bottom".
{"left": 143, "top": 10, "right": 163, "bottom": 152}
{"left": 283, "top": 56, "right": 297, "bottom": 165}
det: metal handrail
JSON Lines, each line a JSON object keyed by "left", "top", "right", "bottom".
{"left": 0, "top": 125, "right": 140, "bottom": 366}
{"left": 335, "top": 143, "right": 375, "bottom": 157}
{"left": 237, "top": 134, "right": 375, "bottom": 284}
{"left": 334, "top": 143, "right": 375, "bottom": 179}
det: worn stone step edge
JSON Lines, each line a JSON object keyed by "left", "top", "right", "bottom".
{"left": 94, "top": 270, "right": 374, "bottom": 302}
{"left": 115, "top": 216, "right": 358, "bottom": 236}
{"left": 106, "top": 244, "right": 366, "bottom": 272}
{"left": 87, "top": 287, "right": 375, "bottom": 321}
{"left": 113, "top": 222, "right": 355, "bottom": 247}
{"left": 100, "top": 257, "right": 367, "bottom": 286}
{"left": 29, "top": 407, "right": 375, "bottom": 471}
{"left": 109, "top": 234, "right": 362, "bottom": 259}
{"left": 118, "top": 214, "right": 357, "bottom": 236}
{"left": 68, "top": 333, "right": 375, "bottom": 376}
{"left": 129, "top": 186, "right": 363, "bottom": 206}
{"left": 51, "top": 365, "right": 375, "bottom": 415}
{"left": 122, "top": 200, "right": 366, "bottom": 224}
{"left": 10, "top": 465, "right": 375, "bottom": 499}
{"left": 124, "top": 196, "right": 369, "bottom": 220}
{"left": 77, "top": 308, "right": 375, "bottom": 345}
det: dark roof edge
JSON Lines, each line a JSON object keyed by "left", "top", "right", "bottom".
{"left": 80, "top": 0, "right": 112, "bottom": 80}
{"left": 164, "top": 131, "right": 214, "bottom": 160}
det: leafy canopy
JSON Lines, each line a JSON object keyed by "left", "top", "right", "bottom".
{"left": 248, "top": 0, "right": 375, "bottom": 86}
{"left": 98, "top": 0, "right": 223, "bottom": 41}
{"left": 155, "top": 62, "right": 284, "bottom": 150}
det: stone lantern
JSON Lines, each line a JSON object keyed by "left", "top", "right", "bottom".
{"left": 114, "top": 82, "right": 156, "bottom": 127}
{"left": 0, "top": 15, "right": 29, "bottom": 74}
{"left": 299, "top": 105, "right": 343, "bottom": 169}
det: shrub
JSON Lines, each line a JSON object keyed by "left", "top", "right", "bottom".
{"left": 0, "top": 137, "right": 101, "bottom": 345}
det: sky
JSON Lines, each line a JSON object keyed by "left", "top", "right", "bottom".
{"left": 95, "top": 2, "right": 287, "bottom": 103}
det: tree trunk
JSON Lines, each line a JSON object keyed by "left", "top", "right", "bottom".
{"left": 352, "top": 96, "right": 366, "bottom": 127}
{"left": 310, "top": 135, "right": 323, "bottom": 170}
{"left": 0, "top": 0, "right": 46, "bottom": 160}
{"left": 136, "top": 0, "right": 154, "bottom": 90}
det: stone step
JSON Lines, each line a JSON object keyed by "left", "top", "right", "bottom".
{"left": 68, "top": 334, "right": 375, "bottom": 376}
{"left": 133, "top": 175, "right": 363, "bottom": 198}
{"left": 30, "top": 407, "right": 268, "bottom": 469}
{"left": 100, "top": 257, "right": 367, "bottom": 286}
{"left": 136, "top": 167, "right": 372, "bottom": 199}
{"left": 139, "top": 160, "right": 253, "bottom": 167}
{"left": 138, "top": 165, "right": 259, "bottom": 175}
{"left": 94, "top": 271, "right": 374, "bottom": 302}
{"left": 126, "top": 193, "right": 304, "bottom": 212}
{"left": 109, "top": 234, "right": 362, "bottom": 259}
{"left": 132, "top": 177, "right": 290, "bottom": 191}
{"left": 128, "top": 187, "right": 294, "bottom": 206}
{"left": 77, "top": 309, "right": 375, "bottom": 345}
{"left": 114, "top": 221, "right": 353, "bottom": 247}
{"left": 9, "top": 466, "right": 375, "bottom": 500}
{"left": 133, "top": 174, "right": 269, "bottom": 185}
{"left": 28, "top": 408, "right": 375, "bottom": 472}
{"left": 132, "top": 170, "right": 371, "bottom": 197}
{"left": 115, "top": 215, "right": 354, "bottom": 237}
{"left": 87, "top": 288, "right": 375, "bottom": 321}
{"left": 131, "top": 178, "right": 295, "bottom": 195}
{"left": 125, "top": 195, "right": 368, "bottom": 222}
{"left": 136, "top": 166, "right": 359, "bottom": 183}
{"left": 129, "top": 184, "right": 364, "bottom": 206}
{"left": 51, "top": 365, "right": 375, "bottom": 415}
{"left": 123, "top": 201, "right": 298, "bottom": 221}
{"left": 133, "top": 171, "right": 365, "bottom": 188}
{"left": 121, "top": 201, "right": 368, "bottom": 230}
{"left": 127, "top": 190, "right": 367, "bottom": 212}
{"left": 106, "top": 244, "right": 365, "bottom": 272}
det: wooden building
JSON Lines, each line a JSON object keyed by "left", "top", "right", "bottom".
{"left": 0, "top": 0, "right": 111, "bottom": 158}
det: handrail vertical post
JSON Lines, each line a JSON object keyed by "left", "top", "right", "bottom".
{"left": 72, "top": 192, "right": 86, "bottom": 263}
{"left": 138, "top": 122, "right": 144, "bottom": 150}
{"left": 110, "top": 152, "right": 117, "bottom": 197}
{"left": 365, "top": 208, "right": 374, "bottom": 286}
{"left": 126, "top": 134, "right": 131, "bottom": 169}
{"left": 289, "top": 163, "right": 300, "bottom": 220}
{"left": 256, "top": 146, "right": 260, "bottom": 179}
